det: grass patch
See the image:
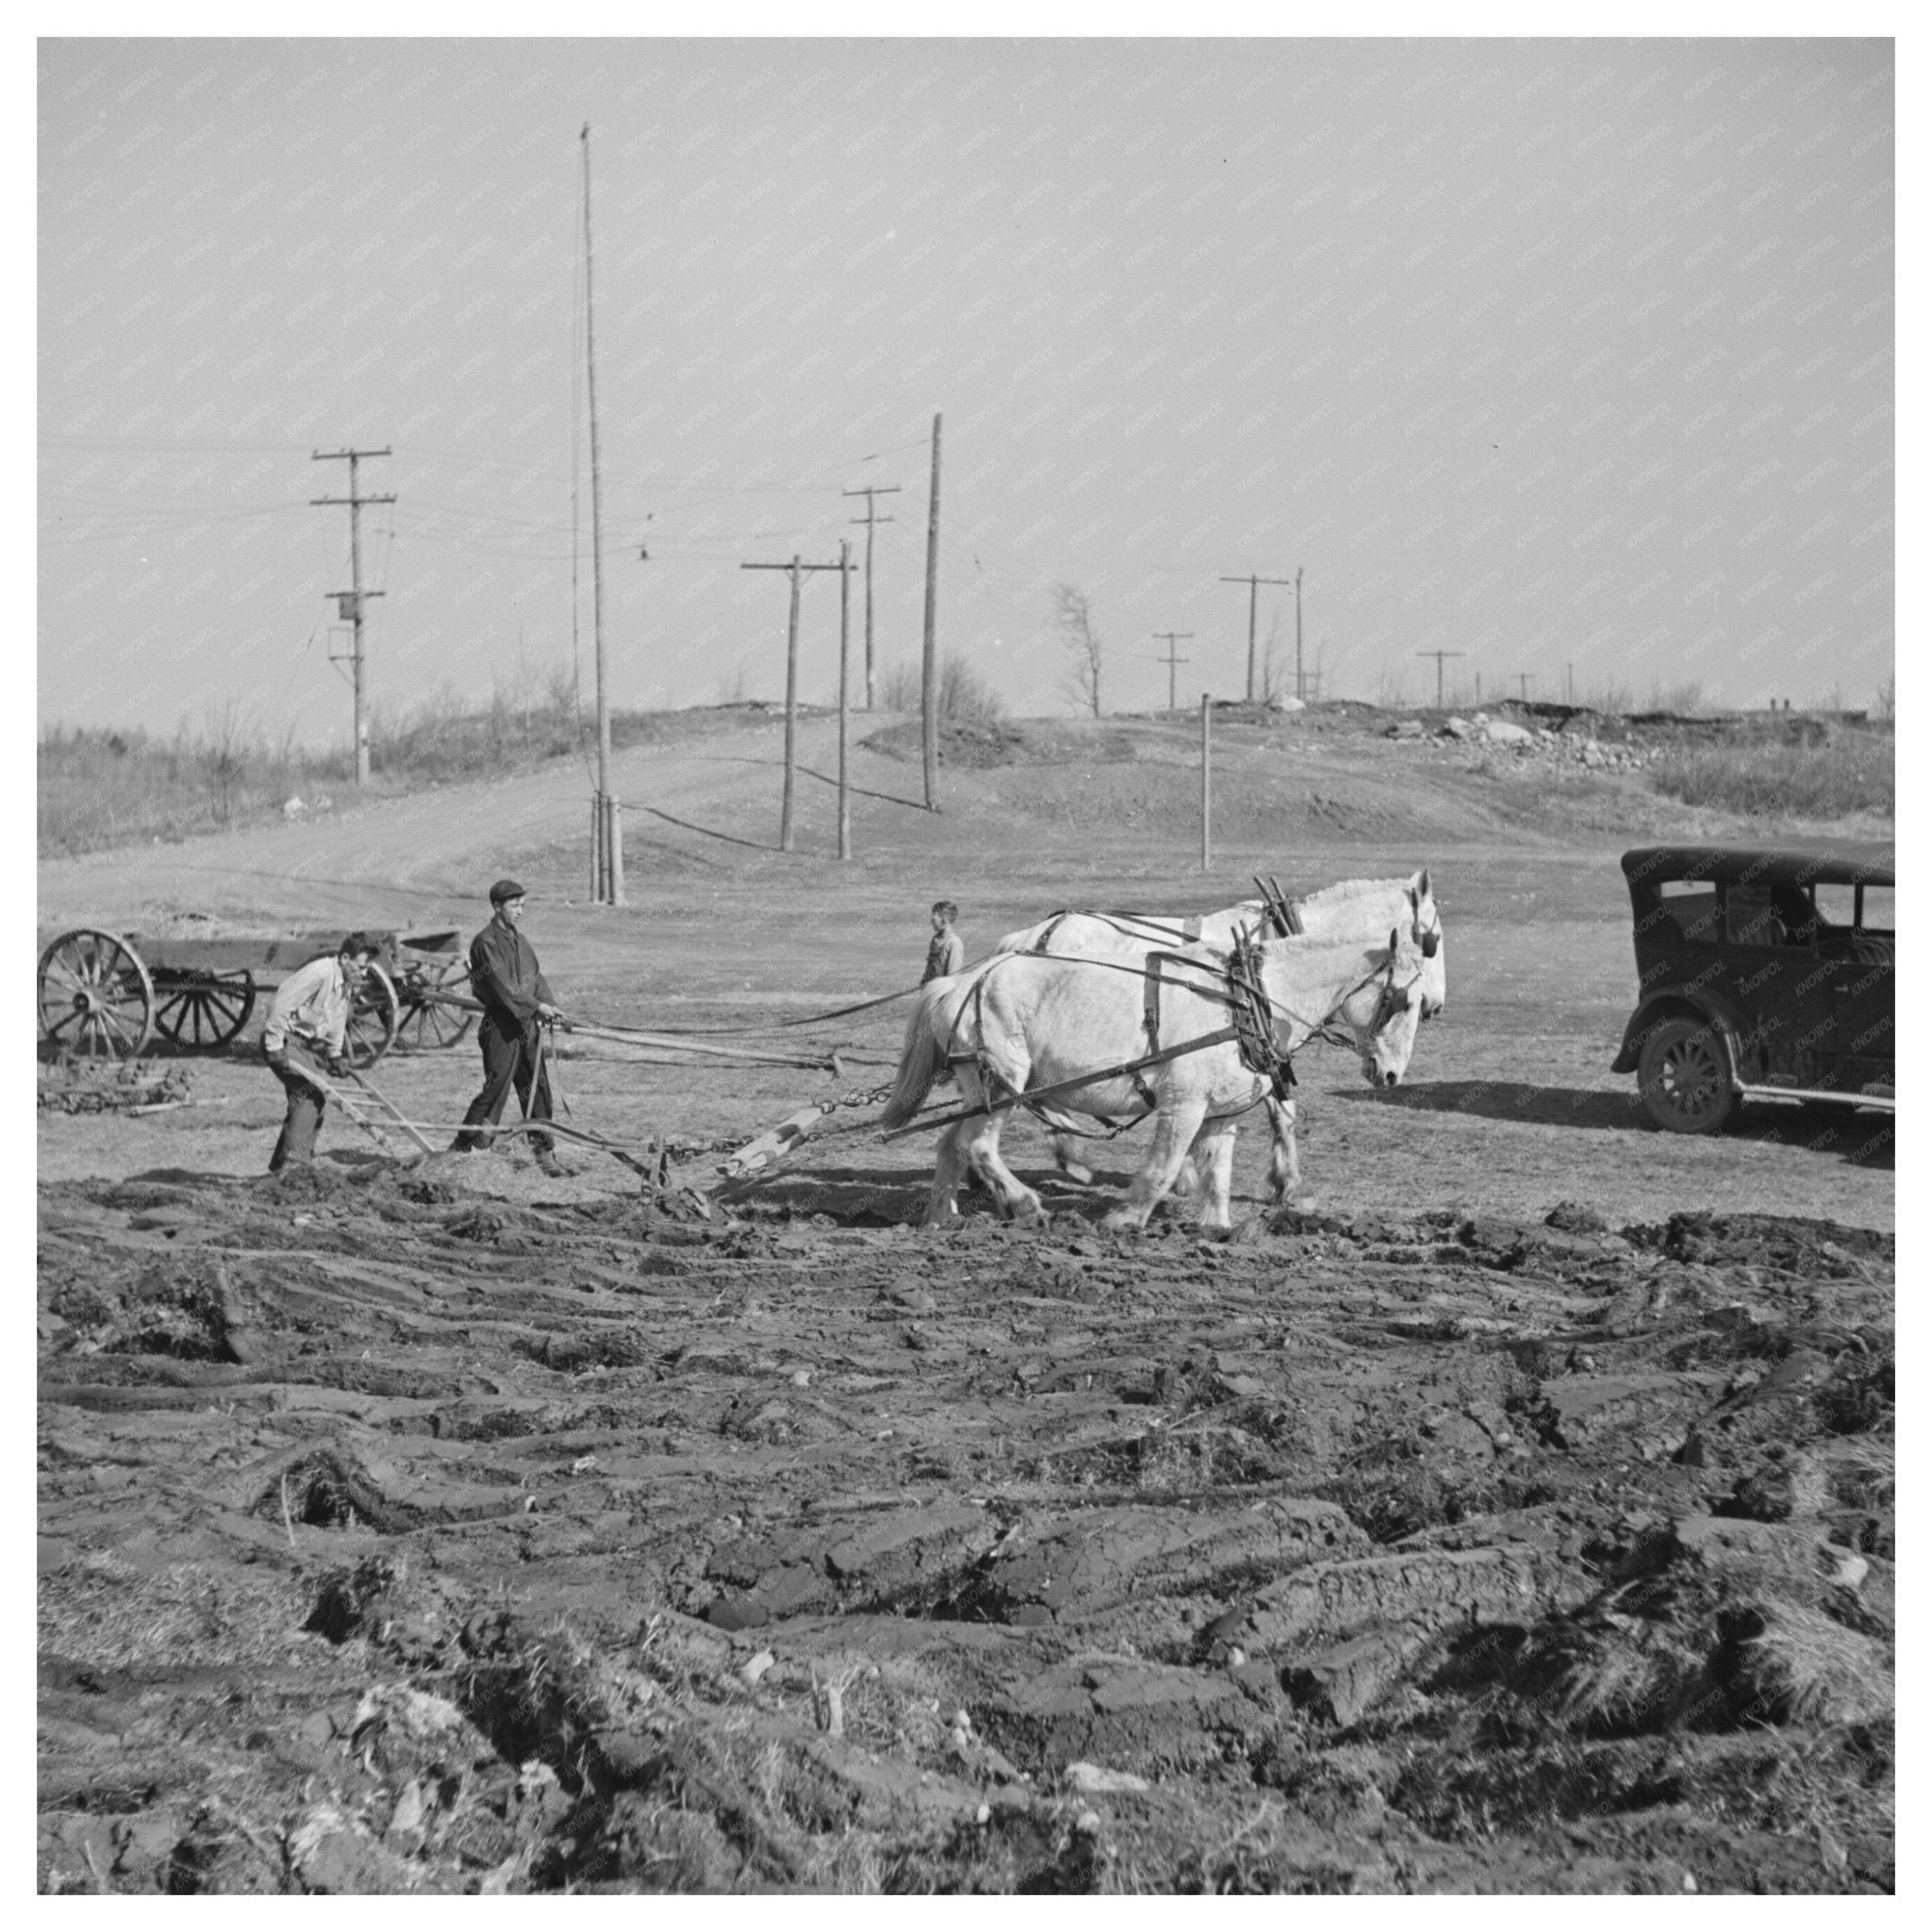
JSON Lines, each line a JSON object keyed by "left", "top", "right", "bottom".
{"left": 1648, "top": 729, "right": 1894, "bottom": 818}
{"left": 38, "top": 699, "right": 767, "bottom": 858}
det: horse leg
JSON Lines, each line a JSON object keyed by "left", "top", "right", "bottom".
{"left": 924, "top": 1119, "right": 973, "bottom": 1225}
{"left": 1190, "top": 1117, "right": 1241, "bottom": 1230}
{"left": 1052, "top": 1131, "right": 1095, "bottom": 1187}
{"left": 1264, "top": 1094, "right": 1300, "bottom": 1202}
{"left": 961, "top": 1112, "right": 1043, "bottom": 1222}
{"left": 1104, "top": 1095, "right": 1208, "bottom": 1233}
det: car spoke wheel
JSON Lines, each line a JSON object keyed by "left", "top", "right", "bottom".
{"left": 1638, "top": 1018, "right": 1738, "bottom": 1135}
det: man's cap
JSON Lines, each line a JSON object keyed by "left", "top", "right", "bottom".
{"left": 489, "top": 878, "right": 529, "bottom": 905}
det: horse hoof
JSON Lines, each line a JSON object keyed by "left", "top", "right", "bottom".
{"left": 1101, "top": 1209, "right": 1145, "bottom": 1234}
{"left": 1058, "top": 1161, "right": 1095, "bottom": 1186}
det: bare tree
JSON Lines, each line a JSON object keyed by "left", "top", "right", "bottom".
{"left": 1053, "top": 581, "right": 1106, "bottom": 718}
{"left": 544, "top": 660, "right": 582, "bottom": 725}
{"left": 1875, "top": 673, "right": 1895, "bottom": 721}
{"left": 197, "top": 698, "right": 252, "bottom": 827}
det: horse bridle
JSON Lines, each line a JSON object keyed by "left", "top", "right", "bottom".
{"left": 1301, "top": 941, "right": 1427, "bottom": 1069}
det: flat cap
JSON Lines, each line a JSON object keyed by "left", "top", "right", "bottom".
{"left": 488, "top": 877, "right": 528, "bottom": 905}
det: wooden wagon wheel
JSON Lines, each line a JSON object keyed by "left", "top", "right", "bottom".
{"left": 153, "top": 969, "right": 258, "bottom": 1053}
{"left": 38, "top": 927, "right": 156, "bottom": 1060}
{"left": 392, "top": 955, "right": 475, "bottom": 1053}
{"left": 342, "top": 962, "right": 401, "bottom": 1070}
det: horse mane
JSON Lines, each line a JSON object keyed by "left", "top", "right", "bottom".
{"left": 1294, "top": 874, "right": 1409, "bottom": 910}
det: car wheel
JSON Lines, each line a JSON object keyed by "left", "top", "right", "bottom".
{"left": 1637, "top": 1018, "right": 1738, "bottom": 1135}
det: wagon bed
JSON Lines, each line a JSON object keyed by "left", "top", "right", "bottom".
{"left": 36, "top": 926, "right": 474, "bottom": 1066}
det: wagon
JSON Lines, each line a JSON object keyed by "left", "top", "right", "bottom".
{"left": 35, "top": 926, "right": 475, "bottom": 1067}
{"left": 1611, "top": 843, "right": 1895, "bottom": 1134}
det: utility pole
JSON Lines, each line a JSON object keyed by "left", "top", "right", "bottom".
{"left": 741, "top": 555, "right": 841, "bottom": 852}
{"left": 842, "top": 482, "right": 900, "bottom": 710}
{"left": 1150, "top": 632, "right": 1194, "bottom": 711}
{"left": 1567, "top": 661, "right": 1574, "bottom": 705}
{"left": 1294, "top": 565, "right": 1305, "bottom": 704}
{"left": 922, "top": 413, "right": 941, "bottom": 809}
{"left": 837, "top": 539, "right": 853, "bottom": 861}
{"left": 1219, "top": 572, "right": 1296, "bottom": 704}
{"left": 1515, "top": 673, "right": 1535, "bottom": 700}
{"left": 580, "top": 123, "right": 622, "bottom": 905}
{"left": 311, "top": 447, "right": 395, "bottom": 788}
{"left": 1417, "top": 649, "right": 1464, "bottom": 711}
{"left": 1200, "top": 692, "right": 1212, "bottom": 871}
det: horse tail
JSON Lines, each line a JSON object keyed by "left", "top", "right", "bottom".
{"left": 878, "top": 990, "right": 951, "bottom": 1129}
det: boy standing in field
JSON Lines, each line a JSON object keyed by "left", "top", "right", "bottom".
{"left": 923, "top": 901, "right": 965, "bottom": 983}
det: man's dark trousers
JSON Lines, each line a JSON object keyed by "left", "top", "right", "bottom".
{"left": 266, "top": 1045, "right": 329, "bottom": 1171}
{"left": 454, "top": 1016, "right": 555, "bottom": 1155}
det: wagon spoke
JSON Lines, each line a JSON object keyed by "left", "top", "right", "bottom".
{"left": 39, "top": 928, "right": 155, "bottom": 1061}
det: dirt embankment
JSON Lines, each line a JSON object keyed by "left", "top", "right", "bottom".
{"left": 39, "top": 1163, "right": 1893, "bottom": 1894}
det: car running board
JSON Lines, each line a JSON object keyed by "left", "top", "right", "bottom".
{"left": 1735, "top": 1082, "right": 1895, "bottom": 1112}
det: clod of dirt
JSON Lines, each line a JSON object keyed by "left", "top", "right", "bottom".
{"left": 39, "top": 1193, "right": 1892, "bottom": 1893}
{"left": 263, "top": 1449, "right": 413, "bottom": 1535}
{"left": 1546, "top": 1200, "right": 1608, "bottom": 1234}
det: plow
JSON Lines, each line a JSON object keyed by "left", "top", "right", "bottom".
{"left": 34, "top": 875, "right": 1424, "bottom": 1224}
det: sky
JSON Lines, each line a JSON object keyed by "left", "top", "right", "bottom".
{"left": 38, "top": 34, "right": 1895, "bottom": 745}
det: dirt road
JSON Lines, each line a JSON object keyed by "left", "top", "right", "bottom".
{"left": 38, "top": 718, "right": 1893, "bottom": 1892}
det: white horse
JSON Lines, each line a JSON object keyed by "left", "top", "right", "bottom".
{"left": 880, "top": 922, "right": 1428, "bottom": 1232}
{"left": 993, "top": 870, "right": 1444, "bottom": 1197}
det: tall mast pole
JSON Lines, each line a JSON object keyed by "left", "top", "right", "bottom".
{"left": 582, "top": 123, "right": 621, "bottom": 903}
{"left": 1295, "top": 565, "right": 1305, "bottom": 705}
{"left": 838, "top": 540, "right": 852, "bottom": 860}
{"left": 922, "top": 412, "right": 941, "bottom": 810}
{"left": 782, "top": 557, "right": 801, "bottom": 852}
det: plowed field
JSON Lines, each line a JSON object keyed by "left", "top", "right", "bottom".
{"left": 37, "top": 710, "right": 1893, "bottom": 1893}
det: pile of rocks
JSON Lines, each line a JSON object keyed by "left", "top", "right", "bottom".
{"left": 1385, "top": 711, "right": 1655, "bottom": 773}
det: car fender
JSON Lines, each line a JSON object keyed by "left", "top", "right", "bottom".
{"left": 1610, "top": 988, "right": 1749, "bottom": 1079}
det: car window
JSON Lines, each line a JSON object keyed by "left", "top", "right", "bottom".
{"left": 1814, "top": 883, "right": 1857, "bottom": 932}
{"left": 1657, "top": 879, "right": 1719, "bottom": 943}
{"left": 1725, "top": 891, "right": 1797, "bottom": 947}
{"left": 1860, "top": 885, "right": 1894, "bottom": 934}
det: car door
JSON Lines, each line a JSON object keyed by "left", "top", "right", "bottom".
{"left": 1717, "top": 883, "right": 1838, "bottom": 1085}
{"left": 1819, "top": 882, "right": 1894, "bottom": 1087}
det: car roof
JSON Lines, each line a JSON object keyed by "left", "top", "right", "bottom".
{"left": 1621, "top": 844, "right": 1894, "bottom": 889}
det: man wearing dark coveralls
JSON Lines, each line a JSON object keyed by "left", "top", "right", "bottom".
{"left": 452, "top": 879, "right": 571, "bottom": 1176}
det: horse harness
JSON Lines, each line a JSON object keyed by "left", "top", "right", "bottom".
{"left": 924, "top": 933, "right": 1416, "bottom": 1144}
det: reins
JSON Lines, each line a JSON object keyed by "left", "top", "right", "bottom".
{"left": 886, "top": 933, "right": 1420, "bottom": 1142}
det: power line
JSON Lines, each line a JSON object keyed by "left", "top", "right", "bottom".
{"left": 843, "top": 481, "right": 900, "bottom": 710}
{"left": 1149, "top": 631, "right": 1194, "bottom": 711}
{"left": 1416, "top": 649, "right": 1464, "bottom": 710}
{"left": 311, "top": 446, "right": 395, "bottom": 789}
{"left": 1218, "top": 573, "right": 1296, "bottom": 703}
{"left": 741, "top": 554, "right": 845, "bottom": 852}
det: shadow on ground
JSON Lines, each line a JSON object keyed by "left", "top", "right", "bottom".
{"left": 1338, "top": 1078, "right": 1894, "bottom": 1164}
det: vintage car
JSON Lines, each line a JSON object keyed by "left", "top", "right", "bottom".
{"left": 1612, "top": 843, "right": 1894, "bottom": 1134}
